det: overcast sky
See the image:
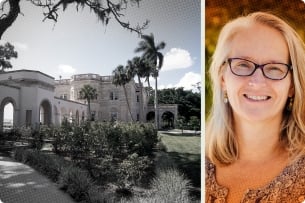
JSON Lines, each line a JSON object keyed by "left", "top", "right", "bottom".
{"left": 2, "top": 0, "right": 201, "bottom": 92}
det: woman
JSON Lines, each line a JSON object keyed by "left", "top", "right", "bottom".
{"left": 206, "top": 12, "right": 305, "bottom": 202}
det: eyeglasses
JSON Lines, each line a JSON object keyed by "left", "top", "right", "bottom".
{"left": 227, "top": 57, "right": 292, "bottom": 80}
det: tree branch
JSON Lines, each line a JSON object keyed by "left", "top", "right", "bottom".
{"left": 0, "top": 0, "right": 148, "bottom": 39}
{"left": 0, "top": 0, "right": 21, "bottom": 39}
{"left": 29, "top": 0, "right": 148, "bottom": 34}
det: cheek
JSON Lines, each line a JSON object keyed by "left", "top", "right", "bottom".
{"left": 221, "top": 68, "right": 232, "bottom": 90}
{"left": 222, "top": 71, "right": 242, "bottom": 93}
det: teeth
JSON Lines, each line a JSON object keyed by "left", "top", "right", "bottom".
{"left": 246, "top": 95, "right": 268, "bottom": 101}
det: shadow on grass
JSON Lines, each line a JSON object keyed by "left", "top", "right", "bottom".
{"left": 167, "top": 151, "right": 201, "bottom": 199}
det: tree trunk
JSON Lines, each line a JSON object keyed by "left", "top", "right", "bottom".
{"left": 123, "top": 85, "right": 134, "bottom": 122}
{"left": 0, "top": 0, "right": 21, "bottom": 39}
{"left": 137, "top": 76, "right": 144, "bottom": 122}
{"left": 147, "top": 78, "right": 151, "bottom": 96}
{"left": 87, "top": 98, "right": 91, "bottom": 121}
{"left": 154, "top": 76, "right": 159, "bottom": 129}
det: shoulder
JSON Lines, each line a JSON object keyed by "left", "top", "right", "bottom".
{"left": 205, "top": 157, "right": 215, "bottom": 176}
{"left": 275, "top": 155, "right": 305, "bottom": 201}
{"left": 205, "top": 157, "right": 215, "bottom": 187}
{"left": 205, "top": 157, "right": 229, "bottom": 201}
{"left": 288, "top": 155, "right": 305, "bottom": 176}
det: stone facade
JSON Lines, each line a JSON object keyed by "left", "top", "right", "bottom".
{"left": 0, "top": 70, "right": 178, "bottom": 130}
{"left": 0, "top": 70, "right": 87, "bottom": 131}
{"left": 54, "top": 73, "right": 148, "bottom": 122}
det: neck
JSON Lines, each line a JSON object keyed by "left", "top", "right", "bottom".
{"left": 234, "top": 117, "right": 286, "bottom": 163}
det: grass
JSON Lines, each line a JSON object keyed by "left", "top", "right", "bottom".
{"left": 158, "top": 132, "right": 201, "bottom": 199}
{"left": 159, "top": 133, "right": 201, "bottom": 155}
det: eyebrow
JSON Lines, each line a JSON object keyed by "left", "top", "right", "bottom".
{"left": 230, "top": 56, "right": 288, "bottom": 64}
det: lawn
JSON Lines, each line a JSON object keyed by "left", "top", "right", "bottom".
{"left": 158, "top": 132, "right": 201, "bottom": 199}
{"left": 159, "top": 133, "right": 201, "bottom": 155}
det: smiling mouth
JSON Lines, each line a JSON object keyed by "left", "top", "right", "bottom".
{"left": 244, "top": 94, "right": 271, "bottom": 101}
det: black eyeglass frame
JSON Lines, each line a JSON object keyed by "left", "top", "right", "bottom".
{"left": 227, "top": 57, "right": 292, "bottom": 80}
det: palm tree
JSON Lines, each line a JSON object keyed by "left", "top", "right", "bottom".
{"left": 126, "top": 57, "right": 151, "bottom": 122}
{"left": 129, "top": 56, "right": 153, "bottom": 93}
{"left": 112, "top": 65, "right": 134, "bottom": 122}
{"left": 135, "top": 33, "right": 166, "bottom": 129}
{"left": 79, "top": 84, "right": 97, "bottom": 121}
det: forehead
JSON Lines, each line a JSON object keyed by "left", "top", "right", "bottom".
{"left": 229, "top": 23, "right": 289, "bottom": 63}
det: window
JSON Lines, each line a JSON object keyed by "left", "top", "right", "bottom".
{"left": 136, "top": 113, "right": 139, "bottom": 121}
{"left": 81, "top": 112, "right": 85, "bottom": 121}
{"left": 70, "top": 87, "right": 74, "bottom": 99}
{"left": 91, "top": 111, "right": 96, "bottom": 121}
{"left": 137, "top": 95, "right": 140, "bottom": 102}
{"left": 98, "top": 111, "right": 102, "bottom": 120}
{"left": 60, "top": 94, "right": 68, "bottom": 100}
{"left": 111, "top": 112, "right": 118, "bottom": 121}
{"left": 78, "top": 91, "right": 82, "bottom": 99}
{"left": 110, "top": 92, "right": 118, "bottom": 100}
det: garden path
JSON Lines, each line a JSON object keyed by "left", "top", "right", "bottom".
{"left": 0, "top": 152, "right": 75, "bottom": 203}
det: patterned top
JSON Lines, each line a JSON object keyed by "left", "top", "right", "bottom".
{"left": 205, "top": 156, "right": 305, "bottom": 203}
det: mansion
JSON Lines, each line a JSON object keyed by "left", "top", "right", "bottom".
{"left": 0, "top": 69, "right": 177, "bottom": 131}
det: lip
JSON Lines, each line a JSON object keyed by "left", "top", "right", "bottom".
{"left": 243, "top": 94, "right": 271, "bottom": 101}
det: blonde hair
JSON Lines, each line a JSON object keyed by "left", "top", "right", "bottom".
{"left": 206, "top": 11, "right": 305, "bottom": 165}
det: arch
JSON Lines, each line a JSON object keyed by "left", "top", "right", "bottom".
{"left": 3, "top": 103, "right": 14, "bottom": 131}
{"left": 68, "top": 109, "right": 73, "bottom": 123}
{"left": 146, "top": 111, "right": 155, "bottom": 123}
{"left": 53, "top": 105, "right": 60, "bottom": 126}
{"left": 75, "top": 110, "right": 80, "bottom": 125}
{"left": 161, "top": 111, "right": 175, "bottom": 129}
{"left": 81, "top": 111, "right": 85, "bottom": 122}
{"left": 0, "top": 97, "right": 17, "bottom": 131}
{"left": 39, "top": 100, "right": 52, "bottom": 125}
{"left": 60, "top": 107, "right": 67, "bottom": 124}
{"left": 110, "top": 107, "right": 118, "bottom": 121}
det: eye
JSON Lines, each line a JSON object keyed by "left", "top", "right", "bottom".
{"left": 265, "top": 64, "right": 286, "bottom": 74}
{"left": 234, "top": 60, "right": 252, "bottom": 69}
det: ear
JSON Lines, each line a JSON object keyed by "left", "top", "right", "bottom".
{"left": 221, "top": 73, "right": 227, "bottom": 92}
{"left": 288, "top": 82, "right": 294, "bottom": 97}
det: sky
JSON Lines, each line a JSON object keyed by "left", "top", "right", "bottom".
{"left": 1, "top": 0, "right": 201, "bottom": 92}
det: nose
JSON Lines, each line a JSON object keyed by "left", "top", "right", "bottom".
{"left": 248, "top": 68, "right": 267, "bottom": 87}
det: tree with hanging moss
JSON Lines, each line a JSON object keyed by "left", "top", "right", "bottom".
{"left": 0, "top": 0, "right": 149, "bottom": 40}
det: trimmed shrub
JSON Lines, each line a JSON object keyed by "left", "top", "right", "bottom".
{"left": 117, "top": 153, "right": 153, "bottom": 188}
{"left": 58, "top": 166, "right": 93, "bottom": 202}
{"left": 122, "top": 123, "right": 158, "bottom": 156}
{"left": 13, "top": 148, "right": 70, "bottom": 182}
{"left": 29, "top": 130, "right": 44, "bottom": 150}
{"left": 95, "top": 155, "right": 118, "bottom": 182}
{"left": 13, "top": 147, "right": 26, "bottom": 162}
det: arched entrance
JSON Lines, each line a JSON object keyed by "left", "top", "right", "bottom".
{"left": 0, "top": 97, "right": 17, "bottom": 132}
{"left": 81, "top": 111, "right": 85, "bottom": 122}
{"left": 39, "top": 100, "right": 52, "bottom": 125}
{"left": 3, "top": 102, "right": 14, "bottom": 131}
{"left": 68, "top": 109, "right": 73, "bottom": 123}
{"left": 60, "top": 107, "right": 67, "bottom": 124}
{"left": 75, "top": 110, "right": 79, "bottom": 125}
{"left": 146, "top": 111, "right": 155, "bottom": 123}
{"left": 161, "top": 111, "right": 175, "bottom": 129}
{"left": 53, "top": 105, "right": 60, "bottom": 126}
